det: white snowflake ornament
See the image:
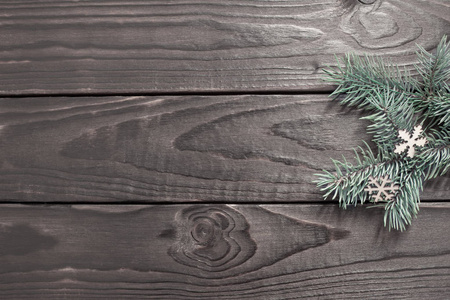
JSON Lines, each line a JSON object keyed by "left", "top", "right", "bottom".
{"left": 364, "top": 175, "right": 400, "bottom": 202}
{"left": 394, "top": 125, "right": 427, "bottom": 158}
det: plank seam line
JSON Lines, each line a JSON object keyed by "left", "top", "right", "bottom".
{"left": 0, "top": 89, "right": 333, "bottom": 99}
{"left": 0, "top": 200, "right": 447, "bottom": 206}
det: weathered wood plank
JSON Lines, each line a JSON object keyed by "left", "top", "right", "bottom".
{"left": 0, "top": 203, "right": 449, "bottom": 299}
{"left": 1, "top": 95, "right": 448, "bottom": 202}
{"left": 0, "top": 0, "right": 448, "bottom": 95}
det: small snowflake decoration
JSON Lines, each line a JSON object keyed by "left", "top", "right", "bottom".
{"left": 394, "top": 125, "right": 427, "bottom": 158}
{"left": 364, "top": 175, "right": 400, "bottom": 202}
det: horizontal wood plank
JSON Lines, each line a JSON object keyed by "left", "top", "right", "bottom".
{"left": 0, "top": 0, "right": 449, "bottom": 95}
{"left": 1, "top": 94, "right": 448, "bottom": 202}
{"left": 0, "top": 203, "right": 449, "bottom": 299}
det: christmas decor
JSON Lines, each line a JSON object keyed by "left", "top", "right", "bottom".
{"left": 315, "top": 36, "right": 450, "bottom": 231}
{"left": 394, "top": 125, "right": 427, "bottom": 158}
{"left": 364, "top": 176, "right": 399, "bottom": 203}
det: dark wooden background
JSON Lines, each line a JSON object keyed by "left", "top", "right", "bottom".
{"left": 0, "top": 0, "right": 449, "bottom": 299}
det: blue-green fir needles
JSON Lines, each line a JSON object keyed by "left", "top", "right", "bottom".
{"left": 315, "top": 35, "right": 450, "bottom": 231}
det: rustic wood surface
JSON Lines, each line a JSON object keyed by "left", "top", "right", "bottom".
{"left": 0, "top": 0, "right": 449, "bottom": 95}
{"left": 0, "top": 204, "right": 449, "bottom": 299}
{"left": 1, "top": 94, "right": 448, "bottom": 202}
{"left": 1, "top": 0, "right": 449, "bottom": 298}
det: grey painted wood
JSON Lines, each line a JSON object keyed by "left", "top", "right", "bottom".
{"left": 0, "top": 0, "right": 448, "bottom": 95}
{"left": 1, "top": 1, "right": 449, "bottom": 298}
{"left": 1, "top": 94, "right": 448, "bottom": 202}
{"left": 0, "top": 203, "right": 449, "bottom": 299}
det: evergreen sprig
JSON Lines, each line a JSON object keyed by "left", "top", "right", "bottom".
{"left": 315, "top": 35, "right": 450, "bottom": 231}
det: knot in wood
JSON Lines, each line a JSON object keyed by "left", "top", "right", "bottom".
{"left": 191, "top": 215, "right": 227, "bottom": 247}
{"left": 168, "top": 205, "right": 256, "bottom": 273}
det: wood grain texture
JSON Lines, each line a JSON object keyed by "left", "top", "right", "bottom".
{"left": 1, "top": 94, "right": 448, "bottom": 202}
{"left": 0, "top": 203, "right": 449, "bottom": 299}
{"left": 0, "top": 0, "right": 449, "bottom": 95}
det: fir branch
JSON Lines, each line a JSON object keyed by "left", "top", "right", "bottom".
{"left": 384, "top": 168, "right": 423, "bottom": 231}
{"left": 316, "top": 35, "right": 450, "bottom": 231}
{"left": 414, "top": 35, "right": 450, "bottom": 100}
{"left": 423, "top": 94, "right": 450, "bottom": 127}
{"left": 361, "top": 89, "right": 415, "bottom": 150}
{"left": 314, "top": 145, "right": 405, "bottom": 209}
{"left": 418, "top": 128, "right": 450, "bottom": 179}
{"left": 324, "top": 54, "right": 414, "bottom": 107}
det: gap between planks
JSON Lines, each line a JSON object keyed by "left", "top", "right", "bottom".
{"left": 0, "top": 89, "right": 334, "bottom": 99}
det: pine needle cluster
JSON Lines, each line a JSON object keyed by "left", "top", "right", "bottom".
{"left": 315, "top": 36, "right": 450, "bottom": 231}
